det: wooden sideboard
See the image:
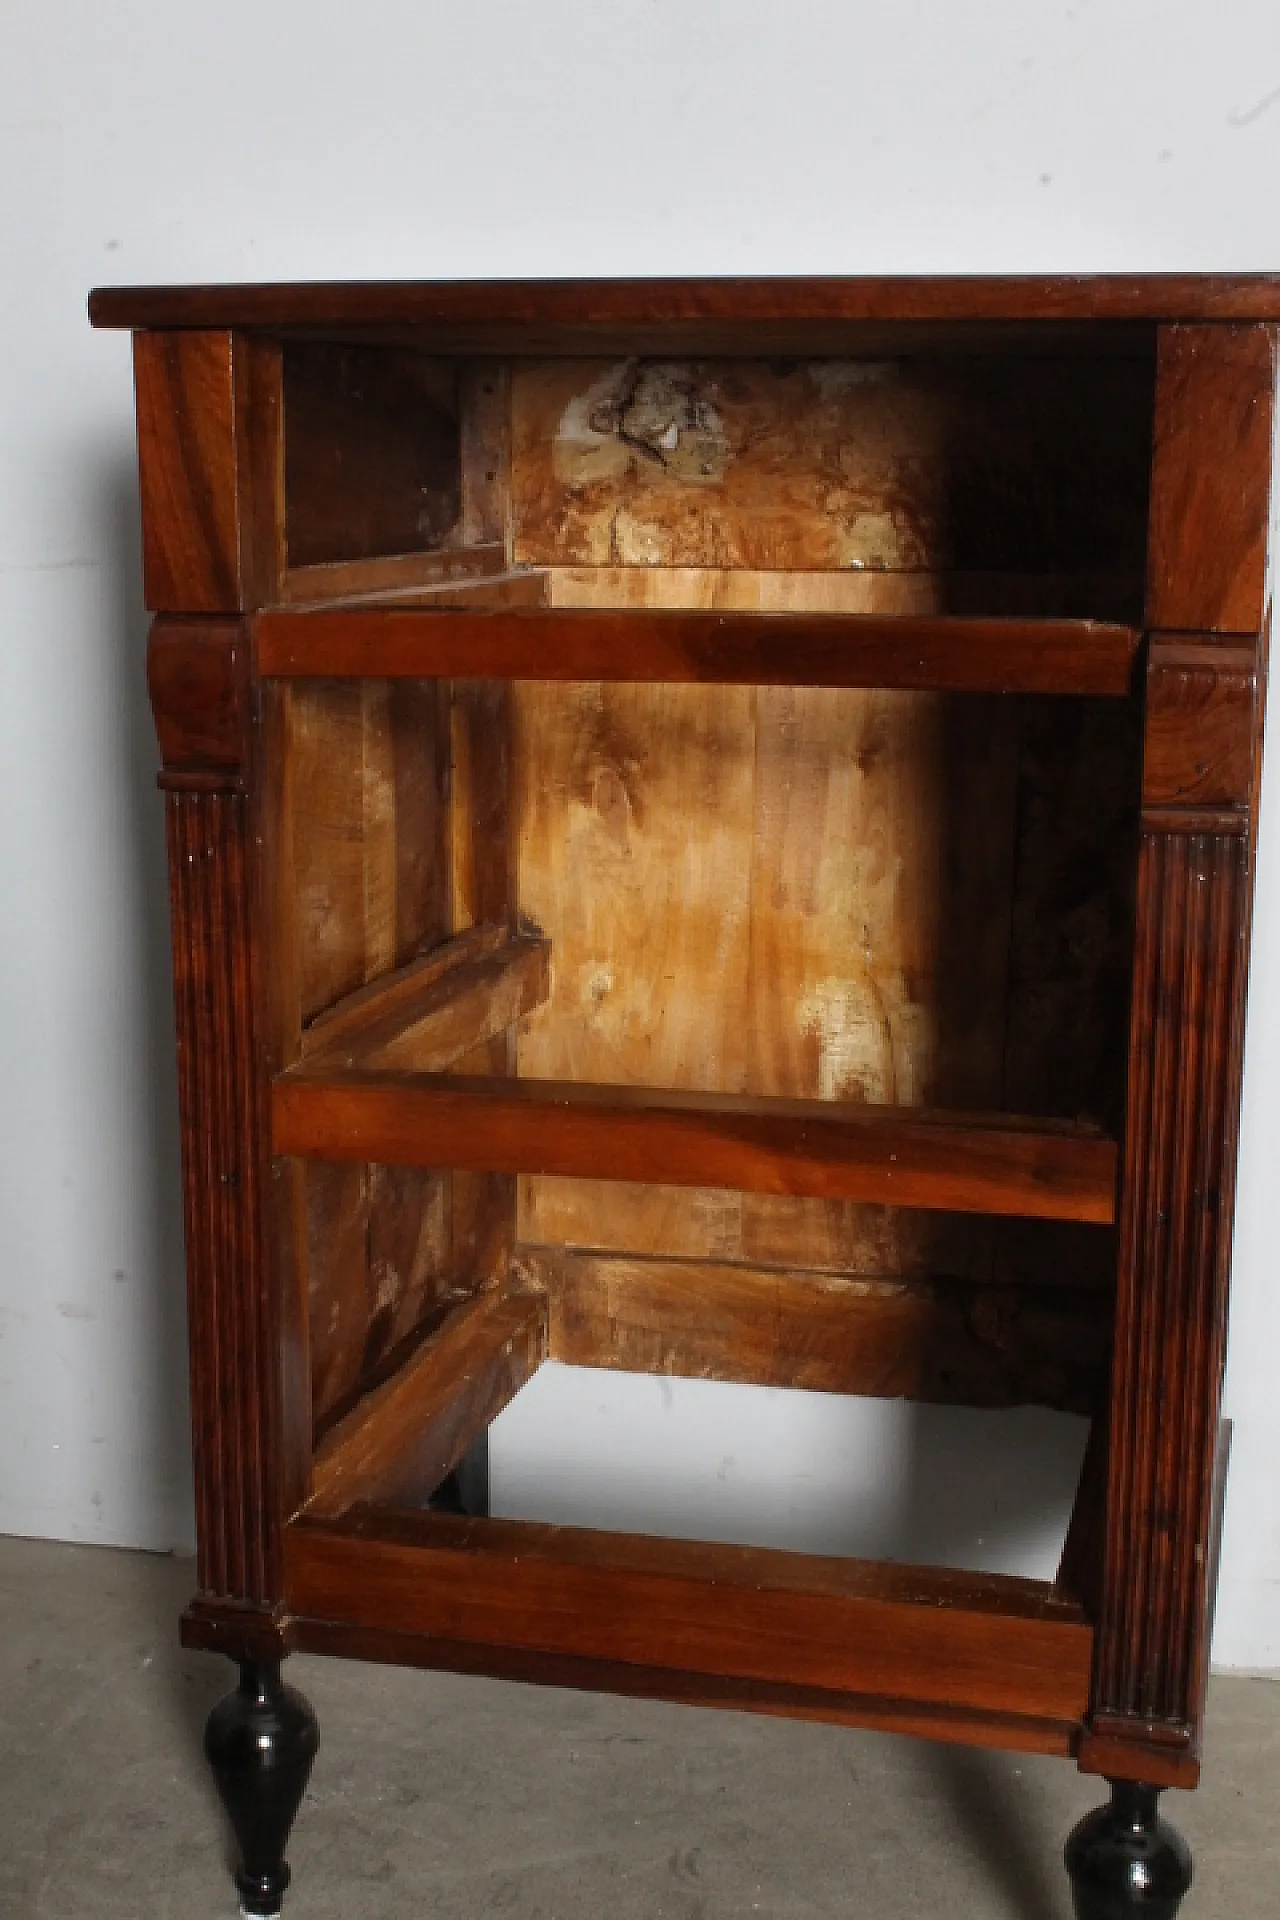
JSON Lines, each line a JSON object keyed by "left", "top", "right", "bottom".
{"left": 90, "top": 274, "right": 1278, "bottom": 1918}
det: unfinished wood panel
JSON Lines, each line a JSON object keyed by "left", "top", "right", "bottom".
{"left": 448, "top": 680, "right": 520, "bottom": 1372}
{"left": 745, "top": 691, "right": 1015, "bottom": 1105}
{"left": 282, "top": 343, "right": 462, "bottom": 567}
{"left": 517, "top": 685, "right": 1026, "bottom": 1279}
{"left": 741, "top": 689, "right": 1018, "bottom": 1278}
{"left": 514, "top": 680, "right": 755, "bottom": 1088}
{"left": 306, "top": 1161, "right": 456, "bottom": 1427}
{"left": 309, "top": 1292, "right": 546, "bottom": 1516}
{"left": 519, "top": 1178, "right": 1005, "bottom": 1282}
{"left": 458, "top": 362, "right": 512, "bottom": 551}
{"left": 548, "top": 566, "right": 946, "bottom": 614}
{"left": 281, "top": 678, "right": 458, "bottom": 1428}
{"left": 302, "top": 926, "right": 506, "bottom": 1054}
{"left": 545, "top": 565, "right": 1143, "bottom": 621}
{"left": 451, "top": 681, "right": 516, "bottom": 932}
{"left": 134, "top": 330, "right": 240, "bottom": 612}
{"left": 511, "top": 357, "right": 1152, "bottom": 582}
{"left": 303, "top": 933, "right": 550, "bottom": 1073}
{"left": 284, "top": 679, "right": 450, "bottom": 1024}
{"left": 1145, "top": 324, "right": 1276, "bottom": 633}
{"left": 521, "top": 1247, "right": 1112, "bottom": 1413}
{"left": 514, "top": 678, "right": 755, "bottom": 1252}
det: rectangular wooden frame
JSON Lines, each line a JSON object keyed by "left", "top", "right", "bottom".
{"left": 106, "top": 285, "right": 1277, "bottom": 1802}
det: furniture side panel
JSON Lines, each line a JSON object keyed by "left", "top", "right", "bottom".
{"left": 1089, "top": 348, "right": 1275, "bottom": 1776}
{"left": 134, "top": 331, "right": 242, "bottom": 612}
{"left": 1145, "top": 324, "right": 1276, "bottom": 633}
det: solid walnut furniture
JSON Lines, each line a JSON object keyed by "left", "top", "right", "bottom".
{"left": 91, "top": 274, "right": 1277, "bottom": 1918}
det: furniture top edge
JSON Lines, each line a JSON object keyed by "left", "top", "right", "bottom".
{"left": 87, "top": 272, "right": 1280, "bottom": 332}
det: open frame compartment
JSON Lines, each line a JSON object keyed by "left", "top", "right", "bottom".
{"left": 229, "top": 320, "right": 1162, "bottom": 1760}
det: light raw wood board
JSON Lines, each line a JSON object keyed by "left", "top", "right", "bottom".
{"left": 543, "top": 565, "right": 1140, "bottom": 620}
{"left": 514, "top": 679, "right": 757, "bottom": 1090}
{"left": 517, "top": 1247, "right": 1113, "bottom": 1414}
{"left": 458, "top": 362, "right": 513, "bottom": 552}
{"left": 547, "top": 567, "right": 942, "bottom": 613}
{"left": 307, "top": 1161, "right": 455, "bottom": 1427}
{"left": 287, "top": 680, "right": 450, "bottom": 1022}
{"left": 514, "top": 679, "right": 1018, "bottom": 1278}
{"left": 740, "top": 686, "right": 1017, "bottom": 1276}
{"left": 509, "top": 356, "right": 1153, "bottom": 577}
{"left": 283, "top": 678, "right": 485, "bottom": 1428}
{"left": 514, "top": 676, "right": 753, "bottom": 1261}
{"left": 447, "top": 678, "right": 520, "bottom": 1338}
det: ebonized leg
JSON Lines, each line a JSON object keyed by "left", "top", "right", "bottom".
{"left": 1065, "top": 1781, "right": 1192, "bottom": 1919}
{"left": 205, "top": 1658, "right": 320, "bottom": 1917}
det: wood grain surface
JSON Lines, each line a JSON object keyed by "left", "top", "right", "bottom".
{"left": 89, "top": 272, "right": 1280, "bottom": 334}
{"left": 273, "top": 1072, "right": 1117, "bottom": 1223}
{"left": 308, "top": 1292, "right": 546, "bottom": 1516}
{"left": 134, "top": 331, "right": 240, "bottom": 611}
{"left": 252, "top": 609, "right": 1142, "bottom": 695}
{"left": 519, "top": 1245, "right": 1111, "bottom": 1413}
{"left": 285, "top": 1507, "right": 1093, "bottom": 1723}
{"left": 1145, "top": 324, "right": 1276, "bottom": 633}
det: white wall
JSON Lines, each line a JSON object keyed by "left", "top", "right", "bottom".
{"left": 3, "top": 0, "right": 1280, "bottom": 1661}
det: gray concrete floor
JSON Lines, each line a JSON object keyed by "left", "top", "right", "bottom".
{"left": 0, "top": 1535, "right": 1275, "bottom": 1918}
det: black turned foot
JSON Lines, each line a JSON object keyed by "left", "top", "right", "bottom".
{"left": 205, "top": 1658, "right": 320, "bottom": 1917}
{"left": 1065, "top": 1781, "right": 1193, "bottom": 1920}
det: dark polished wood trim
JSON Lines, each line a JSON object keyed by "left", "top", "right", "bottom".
{"left": 1142, "top": 641, "right": 1257, "bottom": 808}
{"left": 167, "top": 784, "right": 281, "bottom": 1602}
{"left": 294, "top": 1616, "right": 1081, "bottom": 1759}
{"left": 150, "top": 615, "right": 292, "bottom": 1611}
{"left": 148, "top": 616, "right": 251, "bottom": 786}
{"left": 284, "top": 1509, "right": 1092, "bottom": 1724}
{"left": 1091, "top": 829, "right": 1249, "bottom": 1750}
{"left": 134, "top": 331, "right": 241, "bottom": 613}
{"left": 1145, "top": 325, "right": 1276, "bottom": 634}
{"left": 252, "top": 609, "right": 1141, "bottom": 697}
{"left": 90, "top": 273, "right": 1280, "bottom": 333}
{"left": 272, "top": 1071, "right": 1118, "bottom": 1223}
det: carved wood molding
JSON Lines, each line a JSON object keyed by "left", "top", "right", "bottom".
{"left": 1090, "top": 821, "right": 1249, "bottom": 1763}
{"left": 151, "top": 616, "right": 284, "bottom": 1608}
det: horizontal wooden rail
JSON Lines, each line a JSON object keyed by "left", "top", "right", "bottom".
{"left": 285, "top": 1508, "right": 1093, "bottom": 1723}
{"left": 518, "top": 1245, "right": 1113, "bottom": 1412}
{"left": 308, "top": 1292, "right": 547, "bottom": 1519}
{"left": 273, "top": 1072, "right": 1118, "bottom": 1223}
{"left": 253, "top": 609, "right": 1141, "bottom": 697}
{"left": 279, "top": 543, "right": 507, "bottom": 608}
{"left": 302, "top": 927, "right": 551, "bottom": 1072}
